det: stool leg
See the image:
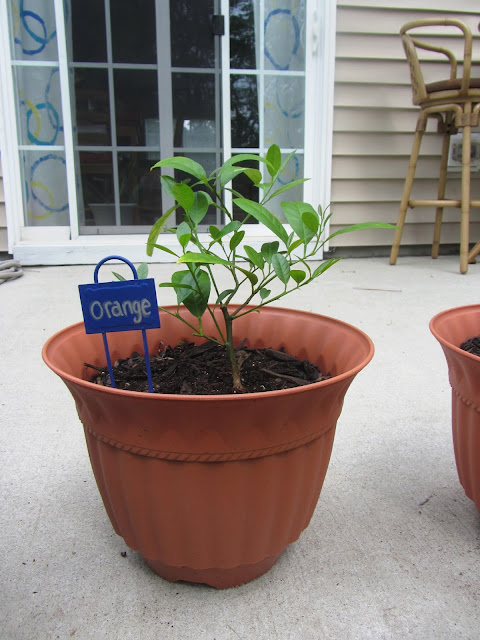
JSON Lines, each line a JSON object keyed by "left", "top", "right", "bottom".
{"left": 459, "top": 115, "right": 472, "bottom": 274}
{"left": 468, "top": 238, "right": 480, "bottom": 263}
{"left": 390, "top": 124, "right": 424, "bottom": 265}
{"left": 432, "top": 132, "right": 451, "bottom": 259}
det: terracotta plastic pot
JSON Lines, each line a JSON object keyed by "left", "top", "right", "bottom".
{"left": 43, "top": 305, "right": 374, "bottom": 588}
{"left": 430, "top": 304, "right": 480, "bottom": 512}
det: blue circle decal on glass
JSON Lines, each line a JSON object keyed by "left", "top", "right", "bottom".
{"left": 264, "top": 9, "right": 300, "bottom": 71}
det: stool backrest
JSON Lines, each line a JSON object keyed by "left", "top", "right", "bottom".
{"left": 400, "top": 19, "right": 473, "bottom": 104}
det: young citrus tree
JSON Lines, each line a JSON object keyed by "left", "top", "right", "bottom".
{"left": 146, "top": 145, "right": 393, "bottom": 392}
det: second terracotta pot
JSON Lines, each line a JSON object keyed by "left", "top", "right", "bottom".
{"left": 43, "top": 305, "right": 374, "bottom": 588}
{"left": 430, "top": 304, "right": 480, "bottom": 512}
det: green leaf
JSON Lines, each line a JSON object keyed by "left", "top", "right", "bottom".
{"left": 266, "top": 144, "right": 281, "bottom": 177}
{"left": 311, "top": 258, "right": 342, "bottom": 279}
{"left": 172, "top": 269, "right": 211, "bottom": 317}
{"left": 173, "top": 182, "right": 195, "bottom": 213}
{"left": 290, "top": 269, "right": 306, "bottom": 284}
{"left": 160, "top": 175, "right": 177, "bottom": 199}
{"left": 209, "top": 225, "right": 221, "bottom": 241}
{"left": 277, "top": 149, "right": 298, "bottom": 178}
{"left": 137, "top": 262, "right": 148, "bottom": 279}
{"left": 208, "top": 220, "right": 242, "bottom": 247}
{"left": 256, "top": 182, "right": 271, "bottom": 192}
{"left": 147, "top": 243, "right": 179, "bottom": 258}
{"left": 158, "top": 281, "right": 193, "bottom": 290}
{"left": 323, "top": 209, "right": 334, "bottom": 227}
{"left": 151, "top": 157, "right": 208, "bottom": 183}
{"left": 243, "top": 168, "right": 263, "bottom": 185}
{"left": 259, "top": 288, "right": 271, "bottom": 300}
{"left": 217, "top": 220, "right": 242, "bottom": 239}
{"left": 229, "top": 230, "right": 245, "bottom": 252}
{"left": 272, "top": 253, "right": 290, "bottom": 285}
{"left": 235, "top": 266, "right": 258, "bottom": 286}
{"left": 189, "top": 191, "right": 211, "bottom": 224}
{"left": 302, "top": 210, "right": 319, "bottom": 236}
{"left": 261, "top": 241, "right": 280, "bottom": 264}
{"left": 243, "top": 245, "right": 264, "bottom": 269}
{"left": 219, "top": 166, "right": 261, "bottom": 189}
{"left": 233, "top": 198, "right": 289, "bottom": 245}
{"left": 327, "top": 222, "right": 396, "bottom": 242}
{"left": 177, "top": 252, "right": 230, "bottom": 266}
{"left": 146, "top": 205, "right": 177, "bottom": 256}
{"left": 112, "top": 271, "right": 125, "bottom": 281}
{"left": 216, "top": 289, "right": 235, "bottom": 304}
{"left": 171, "top": 270, "right": 195, "bottom": 304}
{"left": 281, "top": 201, "right": 319, "bottom": 244}
{"left": 287, "top": 238, "right": 304, "bottom": 254}
{"left": 222, "top": 220, "right": 242, "bottom": 233}
{"left": 176, "top": 221, "right": 191, "bottom": 248}
{"left": 219, "top": 165, "right": 241, "bottom": 189}
{"left": 184, "top": 269, "right": 211, "bottom": 318}
{"left": 221, "top": 153, "right": 265, "bottom": 169}
{"left": 265, "top": 178, "right": 308, "bottom": 201}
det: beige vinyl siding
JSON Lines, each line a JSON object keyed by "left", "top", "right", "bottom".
{"left": 0, "top": 156, "right": 6, "bottom": 252}
{"left": 330, "top": 1, "right": 480, "bottom": 249}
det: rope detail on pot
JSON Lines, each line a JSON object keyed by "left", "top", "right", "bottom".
{"left": 84, "top": 424, "right": 328, "bottom": 461}
{"left": 452, "top": 388, "right": 480, "bottom": 414}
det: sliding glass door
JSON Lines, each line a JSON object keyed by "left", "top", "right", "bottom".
{"left": 1, "top": 0, "right": 335, "bottom": 263}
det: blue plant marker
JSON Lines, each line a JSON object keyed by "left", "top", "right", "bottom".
{"left": 79, "top": 256, "right": 160, "bottom": 393}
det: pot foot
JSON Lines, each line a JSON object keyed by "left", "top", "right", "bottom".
{"left": 144, "top": 553, "right": 282, "bottom": 589}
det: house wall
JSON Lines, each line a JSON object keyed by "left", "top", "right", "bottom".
{"left": 330, "top": 0, "right": 480, "bottom": 249}
{"left": 0, "top": 2, "right": 479, "bottom": 254}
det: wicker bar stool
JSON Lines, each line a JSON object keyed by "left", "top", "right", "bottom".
{"left": 390, "top": 19, "right": 480, "bottom": 273}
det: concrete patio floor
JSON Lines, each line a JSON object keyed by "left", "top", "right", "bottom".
{"left": 1, "top": 255, "right": 480, "bottom": 640}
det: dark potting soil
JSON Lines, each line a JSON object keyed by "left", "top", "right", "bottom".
{"left": 85, "top": 340, "right": 331, "bottom": 395}
{"left": 460, "top": 335, "right": 480, "bottom": 357}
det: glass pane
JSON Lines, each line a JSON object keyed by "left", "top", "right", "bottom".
{"left": 114, "top": 70, "right": 158, "bottom": 146}
{"left": 264, "top": 76, "right": 304, "bottom": 149}
{"left": 9, "top": 2, "right": 59, "bottom": 62}
{"left": 118, "top": 152, "right": 162, "bottom": 226}
{"left": 79, "top": 151, "right": 114, "bottom": 226}
{"left": 268, "top": 153, "right": 304, "bottom": 221}
{"left": 111, "top": 0, "right": 156, "bottom": 64}
{"left": 230, "top": 0, "right": 257, "bottom": 69}
{"left": 74, "top": 69, "right": 111, "bottom": 146}
{"left": 231, "top": 75, "right": 259, "bottom": 148}
{"left": 14, "top": 66, "right": 64, "bottom": 146}
{"left": 170, "top": 0, "right": 215, "bottom": 68}
{"left": 264, "top": 1, "right": 305, "bottom": 72}
{"left": 172, "top": 74, "right": 217, "bottom": 148}
{"left": 177, "top": 119, "right": 217, "bottom": 149}
{"left": 71, "top": 0, "right": 107, "bottom": 62}
{"left": 22, "top": 151, "right": 69, "bottom": 225}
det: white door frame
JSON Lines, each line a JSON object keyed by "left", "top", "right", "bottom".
{"left": 0, "top": 0, "right": 336, "bottom": 265}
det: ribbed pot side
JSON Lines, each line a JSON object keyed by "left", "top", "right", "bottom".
{"left": 430, "top": 304, "right": 480, "bottom": 512}
{"left": 43, "top": 305, "right": 374, "bottom": 588}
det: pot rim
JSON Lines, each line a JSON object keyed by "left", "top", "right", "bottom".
{"left": 43, "top": 305, "right": 374, "bottom": 402}
{"left": 430, "top": 303, "right": 480, "bottom": 363}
